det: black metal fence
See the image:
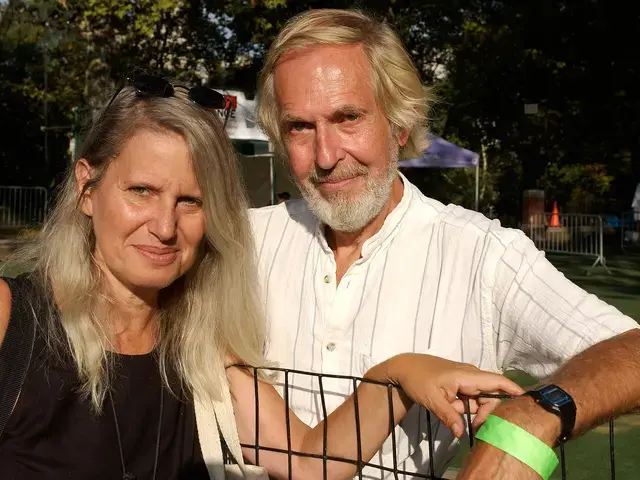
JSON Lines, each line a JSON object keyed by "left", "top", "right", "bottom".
{"left": 230, "top": 366, "right": 620, "bottom": 480}
{"left": 0, "top": 186, "right": 48, "bottom": 230}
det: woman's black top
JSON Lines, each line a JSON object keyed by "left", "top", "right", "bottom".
{"left": 0, "top": 276, "right": 210, "bottom": 480}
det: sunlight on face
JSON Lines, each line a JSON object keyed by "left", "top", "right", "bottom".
{"left": 274, "top": 44, "right": 403, "bottom": 232}
{"left": 297, "top": 143, "right": 399, "bottom": 232}
{"left": 78, "top": 129, "right": 206, "bottom": 293}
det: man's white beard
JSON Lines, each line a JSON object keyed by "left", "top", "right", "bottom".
{"left": 297, "top": 146, "right": 399, "bottom": 233}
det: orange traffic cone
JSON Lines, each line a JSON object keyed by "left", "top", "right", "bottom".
{"left": 549, "top": 201, "right": 561, "bottom": 227}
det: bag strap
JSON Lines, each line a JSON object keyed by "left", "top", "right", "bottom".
{"left": 0, "top": 277, "right": 37, "bottom": 438}
{"left": 194, "top": 377, "right": 248, "bottom": 480}
{"left": 194, "top": 372, "right": 268, "bottom": 479}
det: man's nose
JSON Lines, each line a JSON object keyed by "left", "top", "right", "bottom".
{"left": 315, "top": 124, "right": 345, "bottom": 171}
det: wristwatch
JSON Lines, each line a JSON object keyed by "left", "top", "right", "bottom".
{"left": 525, "top": 384, "right": 577, "bottom": 446}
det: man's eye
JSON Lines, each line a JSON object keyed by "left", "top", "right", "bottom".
{"left": 344, "top": 113, "right": 359, "bottom": 122}
{"left": 130, "top": 186, "right": 150, "bottom": 195}
{"left": 291, "top": 122, "right": 308, "bottom": 132}
{"left": 179, "top": 197, "right": 202, "bottom": 207}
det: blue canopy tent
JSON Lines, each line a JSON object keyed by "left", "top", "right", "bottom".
{"left": 399, "top": 134, "right": 481, "bottom": 210}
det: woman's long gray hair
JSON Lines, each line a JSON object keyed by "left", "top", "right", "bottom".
{"left": 8, "top": 85, "right": 267, "bottom": 411}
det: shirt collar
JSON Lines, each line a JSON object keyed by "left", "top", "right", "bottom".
{"left": 314, "top": 171, "right": 414, "bottom": 260}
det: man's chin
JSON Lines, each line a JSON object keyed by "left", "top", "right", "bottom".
{"left": 313, "top": 187, "right": 361, "bottom": 204}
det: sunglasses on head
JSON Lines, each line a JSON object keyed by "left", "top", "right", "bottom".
{"left": 107, "top": 73, "right": 233, "bottom": 126}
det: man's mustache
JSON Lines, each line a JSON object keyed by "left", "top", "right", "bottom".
{"left": 308, "top": 164, "right": 369, "bottom": 184}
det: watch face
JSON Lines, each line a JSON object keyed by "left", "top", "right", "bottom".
{"left": 542, "top": 386, "right": 572, "bottom": 405}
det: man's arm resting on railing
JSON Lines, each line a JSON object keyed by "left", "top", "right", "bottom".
{"left": 458, "top": 328, "right": 640, "bottom": 480}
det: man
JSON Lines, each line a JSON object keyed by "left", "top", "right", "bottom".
{"left": 250, "top": 8, "right": 640, "bottom": 479}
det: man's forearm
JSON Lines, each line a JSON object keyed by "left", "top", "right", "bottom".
{"left": 458, "top": 329, "right": 640, "bottom": 479}
{"left": 551, "top": 328, "right": 640, "bottom": 434}
{"left": 513, "top": 328, "right": 640, "bottom": 443}
{"left": 490, "top": 329, "right": 640, "bottom": 446}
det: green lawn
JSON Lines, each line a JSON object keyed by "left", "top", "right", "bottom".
{"left": 451, "top": 251, "right": 640, "bottom": 479}
{"left": 549, "top": 252, "right": 640, "bottom": 321}
{"left": 0, "top": 262, "right": 24, "bottom": 278}
{"left": 545, "top": 252, "right": 640, "bottom": 479}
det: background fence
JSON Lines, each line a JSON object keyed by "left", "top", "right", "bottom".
{"left": 229, "top": 366, "right": 620, "bottom": 480}
{"left": 621, "top": 211, "right": 639, "bottom": 250}
{"left": 528, "top": 212, "right": 609, "bottom": 272}
{"left": 0, "top": 186, "right": 48, "bottom": 230}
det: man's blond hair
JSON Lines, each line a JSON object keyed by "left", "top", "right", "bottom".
{"left": 257, "top": 8, "right": 433, "bottom": 159}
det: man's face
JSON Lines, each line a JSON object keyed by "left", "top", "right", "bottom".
{"left": 274, "top": 44, "right": 408, "bottom": 232}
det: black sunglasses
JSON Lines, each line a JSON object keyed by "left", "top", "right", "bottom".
{"left": 107, "top": 74, "right": 232, "bottom": 126}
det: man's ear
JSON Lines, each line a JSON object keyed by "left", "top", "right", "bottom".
{"left": 75, "top": 159, "right": 94, "bottom": 217}
{"left": 396, "top": 127, "right": 411, "bottom": 148}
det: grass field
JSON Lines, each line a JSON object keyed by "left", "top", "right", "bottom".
{"left": 0, "top": 261, "right": 26, "bottom": 278}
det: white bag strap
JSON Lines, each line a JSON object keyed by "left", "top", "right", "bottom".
{"left": 194, "top": 395, "right": 227, "bottom": 480}
{"left": 195, "top": 379, "right": 268, "bottom": 480}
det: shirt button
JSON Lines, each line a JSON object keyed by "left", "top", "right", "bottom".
{"left": 325, "top": 342, "right": 336, "bottom": 352}
{"left": 323, "top": 274, "right": 331, "bottom": 283}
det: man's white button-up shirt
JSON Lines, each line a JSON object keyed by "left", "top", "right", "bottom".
{"left": 249, "top": 174, "right": 637, "bottom": 478}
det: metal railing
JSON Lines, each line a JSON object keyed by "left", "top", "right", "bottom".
{"left": 227, "top": 366, "right": 621, "bottom": 480}
{"left": 0, "top": 186, "right": 48, "bottom": 229}
{"left": 528, "top": 213, "right": 609, "bottom": 272}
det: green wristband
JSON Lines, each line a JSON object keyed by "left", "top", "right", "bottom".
{"left": 475, "top": 414, "right": 559, "bottom": 480}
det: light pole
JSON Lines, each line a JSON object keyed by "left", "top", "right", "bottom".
{"left": 524, "top": 103, "right": 551, "bottom": 180}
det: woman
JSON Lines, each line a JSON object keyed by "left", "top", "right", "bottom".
{"left": 0, "top": 75, "right": 522, "bottom": 480}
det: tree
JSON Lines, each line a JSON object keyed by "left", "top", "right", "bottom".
{"left": 2, "top": 0, "right": 638, "bottom": 218}
{"left": 0, "top": 0, "right": 225, "bottom": 187}
{"left": 439, "top": 1, "right": 640, "bottom": 216}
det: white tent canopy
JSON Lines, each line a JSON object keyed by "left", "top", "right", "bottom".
{"left": 216, "top": 89, "right": 269, "bottom": 142}
{"left": 216, "top": 90, "right": 298, "bottom": 206}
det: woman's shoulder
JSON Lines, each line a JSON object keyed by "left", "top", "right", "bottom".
{"left": 0, "top": 278, "right": 11, "bottom": 345}
{"left": 0, "top": 274, "right": 43, "bottom": 346}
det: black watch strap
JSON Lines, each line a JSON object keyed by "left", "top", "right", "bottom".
{"left": 525, "top": 384, "right": 576, "bottom": 446}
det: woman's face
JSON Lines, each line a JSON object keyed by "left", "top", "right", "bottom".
{"left": 76, "top": 128, "right": 206, "bottom": 294}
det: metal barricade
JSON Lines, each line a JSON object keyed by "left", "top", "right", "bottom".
{"left": 528, "top": 213, "right": 609, "bottom": 272}
{"left": 228, "top": 366, "right": 623, "bottom": 480}
{"left": 0, "top": 186, "right": 48, "bottom": 229}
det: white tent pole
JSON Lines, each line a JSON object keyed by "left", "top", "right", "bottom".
{"left": 269, "top": 155, "right": 275, "bottom": 205}
{"left": 475, "top": 163, "right": 480, "bottom": 211}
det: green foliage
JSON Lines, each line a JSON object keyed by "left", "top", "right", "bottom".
{"left": 540, "top": 163, "right": 614, "bottom": 213}
{"left": 1, "top": 0, "right": 638, "bottom": 215}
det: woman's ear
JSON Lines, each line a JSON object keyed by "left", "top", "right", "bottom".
{"left": 75, "top": 159, "right": 94, "bottom": 217}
